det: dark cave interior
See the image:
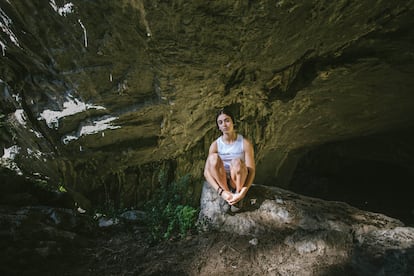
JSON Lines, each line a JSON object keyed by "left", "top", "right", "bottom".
{"left": 290, "top": 128, "right": 414, "bottom": 226}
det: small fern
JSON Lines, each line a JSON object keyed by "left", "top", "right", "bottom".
{"left": 144, "top": 173, "right": 199, "bottom": 243}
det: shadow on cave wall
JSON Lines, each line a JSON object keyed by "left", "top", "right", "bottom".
{"left": 289, "top": 128, "right": 414, "bottom": 227}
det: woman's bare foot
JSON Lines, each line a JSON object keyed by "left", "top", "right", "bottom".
{"left": 228, "top": 192, "right": 241, "bottom": 205}
{"left": 220, "top": 190, "right": 233, "bottom": 202}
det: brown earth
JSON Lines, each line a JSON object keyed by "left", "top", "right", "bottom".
{"left": 53, "top": 226, "right": 350, "bottom": 276}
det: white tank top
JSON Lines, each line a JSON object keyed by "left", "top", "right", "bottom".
{"left": 217, "top": 134, "right": 245, "bottom": 172}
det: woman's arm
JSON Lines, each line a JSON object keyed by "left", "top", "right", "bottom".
{"left": 203, "top": 141, "right": 220, "bottom": 190}
{"left": 240, "top": 138, "right": 255, "bottom": 194}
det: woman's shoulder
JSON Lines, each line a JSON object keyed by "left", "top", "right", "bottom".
{"left": 242, "top": 136, "right": 253, "bottom": 147}
{"left": 238, "top": 134, "right": 247, "bottom": 141}
{"left": 209, "top": 139, "right": 218, "bottom": 153}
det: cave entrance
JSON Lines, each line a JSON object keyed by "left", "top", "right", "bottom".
{"left": 290, "top": 129, "right": 414, "bottom": 226}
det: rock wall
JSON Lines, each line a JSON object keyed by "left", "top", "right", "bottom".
{"left": 1, "top": 0, "right": 414, "bottom": 208}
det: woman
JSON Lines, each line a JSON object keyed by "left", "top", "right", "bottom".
{"left": 204, "top": 108, "right": 255, "bottom": 207}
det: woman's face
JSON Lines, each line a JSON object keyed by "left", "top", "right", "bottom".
{"left": 217, "top": 113, "right": 234, "bottom": 133}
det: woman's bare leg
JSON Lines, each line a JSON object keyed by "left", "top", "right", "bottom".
{"left": 204, "top": 153, "right": 232, "bottom": 201}
{"left": 230, "top": 158, "right": 248, "bottom": 193}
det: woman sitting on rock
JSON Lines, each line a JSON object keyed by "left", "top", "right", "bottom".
{"left": 204, "top": 107, "right": 255, "bottom": 208}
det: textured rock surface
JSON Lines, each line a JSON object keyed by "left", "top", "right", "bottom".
{"left": 199, "top": 182, "right": 414, "bottom": 275}
{"left": 1, "top": 1, "right": 414, "bottom": 210}
{"left": 2, "top": 179, "right": 413, "bottom": 275}
{"left": 2, "top": 1, "right": 414, "bottom": 275}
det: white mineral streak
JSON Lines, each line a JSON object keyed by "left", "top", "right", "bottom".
{"left": 26, "top": 148, "right": 44, "bottom": 159}
{"left": 78, "top": 19, "right": 87, "bottom": 48}
{"left": 62, "top": 116, "right": 121, "bottom": 144}
{"left": 0, "top": 7, "right": 20, "bottom": 55}
{"left": 39, "top": 96, "right": 105, "bottom": 129}
{"left": 14, "top": 109, "right": 44, "bottom": 137}
{"left": 30, "top": 129, "right": 44, "bottom": 138}
{"left": 14, "top": 109, "right": 26, "bottom": 126}
{"left": 2, "top": 145, "right": 19, "bottom": 160}
{"left": 136, "top": 0, "right": 152, "bottom": 37}
{"left": 14, "top": 108, "right": 44, "bottom": 138}
{"left": 49, "top": 1, "right": 74, "bottom": 16}
{"left": 12, "top": 93, "right": 21, "bottom": 102}
{"left": 0, "top": 39, "right": 6, "bottom": 56}
{"left": 79, "top": 117, "right": 120, "bottom": 136}
{"left": 1, "top": 145, "right": 22, "bottom": 175}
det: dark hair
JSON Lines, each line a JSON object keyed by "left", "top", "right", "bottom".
{"left": 216, "top": 107, "right": 236, "bottom": 129}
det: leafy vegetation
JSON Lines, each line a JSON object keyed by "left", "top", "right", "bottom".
{"left": 144, "top": 172, "right": 199, "bottom": 243}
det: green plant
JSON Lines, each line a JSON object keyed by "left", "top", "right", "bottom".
{"left": 144, "top": 173, "right": 199, "bottom": 243}
{"left": 58, "top": 185, "right": 67, "bottom": 193}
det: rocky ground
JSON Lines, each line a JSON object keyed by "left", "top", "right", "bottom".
{"left": 1, "top": 172, "right": 413, "bottom": 276}
{"left": 4, "top": 208, "right": 413, "bottom": 276}
{"left": 2, "top": 182, "right": 414, "bottom": 276}
{"left": 0, "top": 222, "right": 282, "bottom": 276}
{"left": 14, "top": 224, "right": 353, "bottom": 276}
{"left": 0, "top": 205, "right": 356, "bottom": 276}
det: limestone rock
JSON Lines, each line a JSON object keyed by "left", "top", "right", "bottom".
{"left": 1, "top": 0, "right": 414, "bottom": 214}
{"left": 198, "top": 182, "right": 414, "bottom": 274}
{"left": 1, "top": 1, "right": 414, "bottom": 274}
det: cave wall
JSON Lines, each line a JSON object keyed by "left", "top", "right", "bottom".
{"left": 1, "top": 0, "right": 414, "bottom": 208}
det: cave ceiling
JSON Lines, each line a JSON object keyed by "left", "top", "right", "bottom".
{"left": 1, "top": 0, "right": 414, "bottom": 204}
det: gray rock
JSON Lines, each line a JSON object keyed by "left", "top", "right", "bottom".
{"left": 119, "top": 209, "right": 146, "bottom": 222}
{"left": 198, "top": 181, "right": 414, "bottom": 275}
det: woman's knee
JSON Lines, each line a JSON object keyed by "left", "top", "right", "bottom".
{"left": 230, "top": 158, "right": 246, "bottom": 173}
{"left": 207, "top": 153, "right": 222, "bottom": 167}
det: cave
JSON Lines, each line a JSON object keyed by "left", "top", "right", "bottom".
{"left": 2, "top": 1, "right": 414, "bottom": 274}
{"left": 290, "top": 127, "right": 414, "bottom": 226}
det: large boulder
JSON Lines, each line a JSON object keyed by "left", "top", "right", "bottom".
{"left": 198, "top": 182, "right": 414, "bottom": 275}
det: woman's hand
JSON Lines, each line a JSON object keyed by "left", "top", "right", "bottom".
{"left": 227, "top": 187, "right": 248, "bottom": 205}
{"left": 221, "top": 190, "right": 233, "bottom": 202}
{"left": 227, "top": 193, "right": 243, "bottom": 205}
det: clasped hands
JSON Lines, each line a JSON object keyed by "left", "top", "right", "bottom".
{"left": 221, "top": 187, "right": 248, "bottom": 205}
